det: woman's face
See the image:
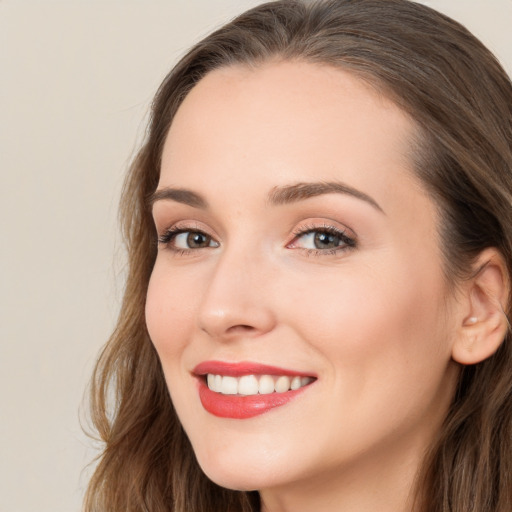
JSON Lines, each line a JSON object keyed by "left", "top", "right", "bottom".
{"left": 146, "top": 61, "right": 461, "bottom": 498}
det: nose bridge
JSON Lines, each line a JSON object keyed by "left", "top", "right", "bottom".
{"left": 197, "top": 241, "right": 276, "bottom": 339}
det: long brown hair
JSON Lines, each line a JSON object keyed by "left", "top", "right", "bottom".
{"left": 84, "top": 1, "right": 512, "bottom": 511}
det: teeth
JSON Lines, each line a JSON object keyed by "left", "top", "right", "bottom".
{"left": 275, "top": 376, "right": 290, "bottom": 393}
{"left": 301, "top": 377, "right": 311, "bottom": 387}
{"left": 220, "top": 376, "right": 238, "bottom": 395}
{"left": 259, "top": 375, "right": 275, "bottom": 395}
{"left": 206, "top": 374, "right": 314, "bottom": 395}
{"left": 290, "top": 376, "right": 302, "bottom": 390}
{"left": 238, "top": 375, "right": 259, "bottom": 395}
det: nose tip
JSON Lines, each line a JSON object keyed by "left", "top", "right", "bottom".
{"left": 197, "top": 258, "right": 277, "bottom": 340}
{"left": 199, "top": 303, "right": 276, "bottom": 340}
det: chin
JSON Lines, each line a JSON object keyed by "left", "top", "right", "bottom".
{"left": 197, "top": 455, "right": 273, "bottom": 491}
{"left": 191, "top": 436, "right": 297, "bottom": 492}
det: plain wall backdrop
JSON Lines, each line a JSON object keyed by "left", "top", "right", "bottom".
{"left": 1, "top": 1, "right": 511, "bottom": 511}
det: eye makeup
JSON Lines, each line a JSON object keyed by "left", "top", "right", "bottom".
{"left": 157, "top": 219, "right": 357, "bottom": 259}
{"left": 287, "top": 223, "right": 357, "bottom": 257}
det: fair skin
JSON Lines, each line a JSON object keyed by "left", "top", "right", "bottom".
{"left": 145, "top": 61, "right": 506, "bottom": 512}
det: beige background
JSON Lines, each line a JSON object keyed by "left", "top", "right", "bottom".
{"left": 1, "top": 1, "right": 511, "bottom": 511}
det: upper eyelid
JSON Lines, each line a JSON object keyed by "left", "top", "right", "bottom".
{"left": 156, "top": 220, "right": 356, "bottom": 235}
{"left": 157, "top": 220, "right": 216, "bottom": 236}
{"left": 158, "top": 225, "right": 215, "bottom": 241}
{"left": 292, "top": 221, "right": 357, "bottom": 240}
{"left": 290, "top": 226, "right": 356, "bottom": 248}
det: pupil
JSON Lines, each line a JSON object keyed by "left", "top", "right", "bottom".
{"left": 314, "top": 232, "right": 339, "bottom": 249}
{"left": 188, "top": 232, "right": 209, "bottom": 248}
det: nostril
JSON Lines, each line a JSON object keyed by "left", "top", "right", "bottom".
{"left": 227, "top": 324, "right": 256, "bottom": 334}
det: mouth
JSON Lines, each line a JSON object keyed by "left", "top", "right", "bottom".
{"left": 193, "top": 361, "right": 317, "bottom": 419}
{"left": 206, "top": 373, "right": 314, "bottom": 395}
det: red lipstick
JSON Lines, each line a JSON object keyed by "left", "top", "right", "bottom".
{"left": 193, "top": 361, "right": 315, "bottom": 419}
{"left": 194, "top": 360, "right": 314, "bottom": 378}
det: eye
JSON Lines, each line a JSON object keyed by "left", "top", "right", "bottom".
{"left": 158, "top": 228, "right": 220, "bottom": 251}
{"left": 174, "top": 231, "right": 215, "bottom": 249}
{"left": 289, "top": 225, "right": 356, "bottom": 254}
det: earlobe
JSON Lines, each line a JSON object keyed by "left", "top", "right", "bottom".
{"left": 452, "top": 249, "right": 510, "bottom": 365}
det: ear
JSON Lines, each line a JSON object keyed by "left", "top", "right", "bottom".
{"left": 452, "top": 248, "right": 510, "bottom": 365}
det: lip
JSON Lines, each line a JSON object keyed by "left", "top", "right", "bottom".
{"left": 193, "top": 360, "right": 316, "bottom": 378}
{"left": 193, "top": 360, "right": 316, "bottom": 419}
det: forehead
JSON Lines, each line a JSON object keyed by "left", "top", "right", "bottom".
{"left": 160, "top": 60, "right": 425, "bottom": 213}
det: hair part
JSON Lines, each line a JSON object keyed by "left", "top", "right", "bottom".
{"left": 84, "top": 1, "right": 512, "bottom": 511}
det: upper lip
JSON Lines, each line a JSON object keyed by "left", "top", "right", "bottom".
{"left": 193, "top": 360, "right": 316, "bottom": 378}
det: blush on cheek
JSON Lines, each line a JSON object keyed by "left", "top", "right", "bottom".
{"left": 146, "top": 280, "right": 174, "bottom": 356}
{"left": 146, "top": 274, "right": 200, "bottom": 364}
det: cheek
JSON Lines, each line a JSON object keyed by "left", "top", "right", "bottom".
{"left": 280, "top": 263, "right": 454, "bottom": 458}
{"left": 283, "top": 258, "right": 450, "bottom": 392}
{"left": 145, "top": 262, "right": 200, "bottom": 361}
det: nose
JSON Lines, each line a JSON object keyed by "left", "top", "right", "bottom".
{"left": 197, "top": 246, "right": 277, "bottom": 341}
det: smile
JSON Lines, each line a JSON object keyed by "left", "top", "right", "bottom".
{"left": 194, "top": 361, "right": 316, "bottom": 419}
{"left": 207, "top": 373, "right": 314, "bottom": 395}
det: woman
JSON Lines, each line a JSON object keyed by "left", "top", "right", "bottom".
{"left": 84, "top": 1, "right": 512, "bottom": 511}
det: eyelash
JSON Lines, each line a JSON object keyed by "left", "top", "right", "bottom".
{"left": 157, "top": 223, "right": 357, "bottom": 257}
{"left": 157, "top": 225, "right": 216, "bottom": 256}
{"left": 289, "top": 223, "right": 357, "bottom": 256}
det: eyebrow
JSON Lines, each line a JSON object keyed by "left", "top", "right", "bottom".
{"left": 148, "top": 187, "right": 208, "bottom": 209}
{"left": 268, "top": 181, "right": 384, "bottom": 213}
{"left": 149, "top": 181, "right": 384, "bottom": 214}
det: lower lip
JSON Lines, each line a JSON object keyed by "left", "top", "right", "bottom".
{"left": 197, "top": 379, "right": 310, "bottom": 419}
